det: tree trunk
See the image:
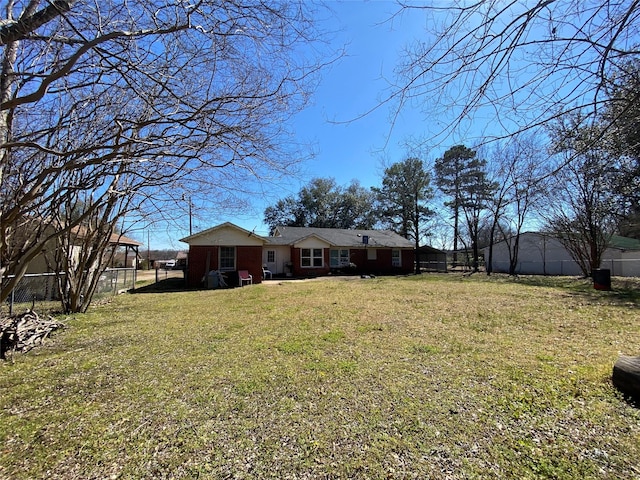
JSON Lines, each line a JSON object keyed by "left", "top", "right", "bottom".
{"left": 612, "top": 355, "right": 640, "bottom": 401}
{"left": 508, "top": 233, "right": 522, "bottom": 276}
{"left": 487, "top": 220, "right": 497, "bottom": 276}
{"left": 452, "top": 206, "right": 459, "bottom": 268}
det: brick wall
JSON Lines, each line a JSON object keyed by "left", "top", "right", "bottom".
{"left": 350, "top": 248, "right": 414, "bottom": 275}
{"left": 237, "top": 246, "right": 264, "bottom": 283}
{"left": 187, "top": 245, "right": 415, "bottom": 286}
{"left": 187, "top": 246, "right": 218, "bottom": 287}
{"left": 186, "top": 245, "right": 264, "bottom": 287}
{"left": 290, "top": 247, "right": 331, "bottom": 277}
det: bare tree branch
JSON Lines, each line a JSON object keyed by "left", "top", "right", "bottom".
{"left": 0, "top": 1, "right": 334, "bottom": 304}
{"left": 0, "top": 0, "right": 74, "bottom": 45}
{"left": 393, "top": 1, "right": 640, "bottom": 144}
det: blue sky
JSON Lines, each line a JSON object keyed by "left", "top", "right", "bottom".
{"left": 137, "top": 0, "right": 625, "bottom": 251}
{"left": 151, "top": 1, "right": 482, "bottom": 250}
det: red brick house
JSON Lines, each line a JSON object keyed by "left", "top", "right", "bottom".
{"left": 180, "top": 222, "right": 415, "bottom": 287}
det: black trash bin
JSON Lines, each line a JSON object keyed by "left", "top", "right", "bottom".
{"left": 592, "top": 268, "right": 611, "bottom": 291}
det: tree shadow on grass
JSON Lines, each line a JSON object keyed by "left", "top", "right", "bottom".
{"left": 130, "top": 277, "right": 194, "bottom": 294}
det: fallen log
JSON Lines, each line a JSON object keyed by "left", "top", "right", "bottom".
{"left": 612, "top": 355, "right": 640, "bottom": 402}
{"left": 0, "top": 310, "right": 65, "bottom": 360}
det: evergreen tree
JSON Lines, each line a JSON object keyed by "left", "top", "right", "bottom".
{"left": 263, "top": 178, "right": 377, "bottom": 231}
{"left": 373, "top": 157, "right": 434, "bottom": 273}
{"left": 435, "top": 145, "right": 496, "bottom": 271}
{"left": 434, "top": 145, "right": 475, "bottom": 267}
{"left": 459, "top": 156, "right": 497, "bottom": 272}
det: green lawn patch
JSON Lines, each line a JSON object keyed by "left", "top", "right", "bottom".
{"left": 1, "top": 274, "right": 639, "bottom": 479}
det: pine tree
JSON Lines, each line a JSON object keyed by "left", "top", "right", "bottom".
{"left": 435, "top": 145, "right": 496, "bottom": 271}
{"left": 373, "top": 157, "right": 434, "bottom": 273}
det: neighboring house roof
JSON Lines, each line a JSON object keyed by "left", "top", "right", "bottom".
{"left": 609, "top": 235, "right": 640, "bottom": 251}
{"left": 269, "top": 226, "right": 414, "bottom": 248}
{"left": 107, "top": 232, "right": 143, "bottom": 247}
{"left": 68, "top": 225, "right": 143, "bottom": 247}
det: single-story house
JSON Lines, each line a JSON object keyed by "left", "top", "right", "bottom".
{"left": 5, "top": 221, "right": 143, "bottom": 275}
{"left": 180, "top": 222, "right": 416, "bottom": 286}
{"left": 484, "top": 232, "right": 640, "bottom": 276}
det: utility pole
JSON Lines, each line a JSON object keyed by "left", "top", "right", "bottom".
{"left": 189, "top": 197, "right": 193, "bottom": 236}
{"left": 147, "top": 229, "right": 150, "bottom": 270}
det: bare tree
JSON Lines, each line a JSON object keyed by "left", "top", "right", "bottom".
{"left": 394, "top": 1, "right": 640, "bottom": 144}
{"left": 0, "top": 1, "right": 331, "bottom": 305}
{"left": 545, "top": 117, "right": 619, "bottom": 276}
{"left": 485, "top": 134, "right": 549, "bottom": 275}
{"left": 603, "top": 58, "right": 640, "bottom": 238}
{"left": 47, "top": 176, "right": 134, "bottom": 313}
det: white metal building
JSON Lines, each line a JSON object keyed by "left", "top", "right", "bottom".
{"left": 485, "top": 232, "right": 640, "bottom": 277}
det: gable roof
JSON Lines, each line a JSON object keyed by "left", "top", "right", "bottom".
{"left": 108, "top": 232, "right": 143, "bottom": 247}
{"left": 69, "top": 225, "right": 143, "bottom": 247}
{"left": 179, "top": 222, "right": 414, "bottom": 248}
{"left": 269, "top": 226, "right": 414, "bottom": 248}
{"left": 179, "top": 221, "right": 266, "bottom": 244}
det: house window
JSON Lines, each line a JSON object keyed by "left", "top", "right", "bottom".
{"left": 367, "top": 248, "right": 377, "bottom": 260}
{"left": 267, "top": 250, "right": 275, "bottom": 263}
{"left": 392, "top": 249, "right": 401, "bottom": 267}
{"left": 330, "top": 249, "right": 350, "bottom": 267}
{"left": 220, "top": 246, "right": 235, "bottom": 270}
{"left": 301, "top": 248, "right": 323, "bottom": 267}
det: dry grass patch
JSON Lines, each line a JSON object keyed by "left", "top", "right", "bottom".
{"left": 1, "top": 274, "right": 639, "bottom": 479}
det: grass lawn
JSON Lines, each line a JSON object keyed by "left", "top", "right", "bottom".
{"left": 1, "top": 274, "right": 639, "bottom": 479}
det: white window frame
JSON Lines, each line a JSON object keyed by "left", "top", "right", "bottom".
{"left": 301, "top": 248, "right": 323, "bottom": 268}
{"left": 219, "top": 246, "right": 236, "bottom": 271}
{"left": 266, "top": 250, "right": 276, "bottom": 263}
{"left": 330, "top": 249, "right": 350, "bottom": 268}
{"left": 392, "top": 249, "right": 401, "bottom": 267}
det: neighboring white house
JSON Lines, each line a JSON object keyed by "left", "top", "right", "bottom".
{"left": 485, "top": 232, "right": 640, "bottom": 277}
{"left": 7, "top": 224, "right": 143, "bottom": 275}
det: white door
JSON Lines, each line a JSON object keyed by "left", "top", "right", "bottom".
{"left": 265, "top": 249, "right": 277, "bottom": 274}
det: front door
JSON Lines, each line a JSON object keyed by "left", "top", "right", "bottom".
{"left": 266, "top": 249, "right": 277, "bottom": 274}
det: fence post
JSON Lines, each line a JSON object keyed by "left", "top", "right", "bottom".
{"left": 610, "top": 258, "right": 615, "bottom": 276}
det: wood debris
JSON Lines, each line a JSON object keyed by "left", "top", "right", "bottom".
{"left": 0, "top": 310, "right": 65, "bottom": 360}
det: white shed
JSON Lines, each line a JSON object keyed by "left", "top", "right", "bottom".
{"left": 485, "top": 232, "right": 640, "bottom": 276}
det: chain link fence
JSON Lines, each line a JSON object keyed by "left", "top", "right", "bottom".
{"left": 2, "top": 268, "right": 137, "bottom": 315}
{"left": 489, "top": 258, "right": 640, "bottom": 277}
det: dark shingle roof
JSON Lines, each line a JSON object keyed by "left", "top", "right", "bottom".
{"left": 268, "top": 226, "right": 414, "bottom": 248}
